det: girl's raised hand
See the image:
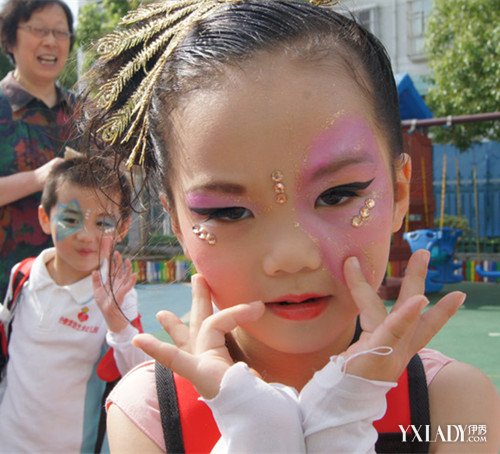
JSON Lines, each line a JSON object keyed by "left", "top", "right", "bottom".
{"left": 341, "top": 249, "right": 465, "bottom": 382}
{"left": 132, "top": 274, "right": 265, "bottom": 399}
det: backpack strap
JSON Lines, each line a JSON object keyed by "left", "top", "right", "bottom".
{"left": 155, "top": 362, "right": 186, "bottom": 454}
{"left": 374, "top": 354, "right": 430, "bottom": 453}
{"left": 96, "top": 315, "right": 144, "bottom": 382}
{"left": 94, "top": 315, "right": 145, "bottom": 453}
{"left": 0, "top": 257, "right": 35, "bottom": 375}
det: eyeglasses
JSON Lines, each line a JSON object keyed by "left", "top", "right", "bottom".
{"left": 18, "top": 24, "right": 72, "bottom": 41}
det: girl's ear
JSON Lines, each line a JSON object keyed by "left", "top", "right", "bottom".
{"left": 392, "top": 153, "right": 412, "bottom": 233}
{"left": 160, "top": 194, "right": 190, "bottom": 259}
{"left": 38, "top": 205, "right": 52, "bottom": 235}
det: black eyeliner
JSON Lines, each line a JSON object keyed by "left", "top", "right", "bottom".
{"left": 333, "top": 178, "right": 374, "bottom": 191}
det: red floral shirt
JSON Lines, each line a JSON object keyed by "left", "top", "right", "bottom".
{"left": 0, "top": 71, "right": 75, "bottom": 297}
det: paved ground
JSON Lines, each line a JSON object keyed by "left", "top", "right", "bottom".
{"left": 136, "top": 281, "right": 500, "bottom": 392}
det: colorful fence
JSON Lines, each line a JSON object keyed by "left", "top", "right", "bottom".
{"left": 131, "top": 257, "right": 194, "bottom": 283}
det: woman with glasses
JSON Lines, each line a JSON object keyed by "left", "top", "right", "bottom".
{"left": 0, "top": 0, "right": 75, "bottom": 298}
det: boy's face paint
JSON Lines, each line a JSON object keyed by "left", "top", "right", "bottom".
{"left": 52, "top": 199, "right": 118, "bottom": 241}
{"left": 167, "top": 53, "right": 408, "bottom": 357}
{"left": 40, "top": 182, "right": 123, "bottom": 284}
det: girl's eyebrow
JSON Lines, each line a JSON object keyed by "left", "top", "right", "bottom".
{"left": 187, "top": 182, "right": 247, "bottom": 196}
{"left": 310, "top": 154, "right": 376, "bottom": 180}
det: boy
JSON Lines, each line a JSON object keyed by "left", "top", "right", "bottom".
{"left": 0, "top": 157, "right": 148, "bottom": 453}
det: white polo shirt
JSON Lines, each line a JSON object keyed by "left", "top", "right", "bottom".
{"left": 0, "top": 248, "right": 147, "bottom": 453}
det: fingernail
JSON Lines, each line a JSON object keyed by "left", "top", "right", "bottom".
{"left": 419, "top": 249, "right": 430, "bottom": 265}
{"left": 457, "top": 291, "right": 466, "bottom": 306}
{"left": 419, "top": 296, "right": 430, "bottom": 309}
{"left": 347, "top": 256, "right": 361, "bottom": 270}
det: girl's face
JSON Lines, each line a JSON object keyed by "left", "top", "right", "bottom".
{"left": 168, "top": 52, "right": 410, "bottom": 356}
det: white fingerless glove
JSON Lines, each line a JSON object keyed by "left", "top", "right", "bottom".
{"left": 202, "top": 362, "right": 305, "bottom": 453}
{"left": 299, "top": 354, "right": 397, "bottom": 454}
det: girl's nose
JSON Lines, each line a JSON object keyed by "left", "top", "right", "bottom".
{"left": 262, "top": 222, "right": 322, "bottom": 276}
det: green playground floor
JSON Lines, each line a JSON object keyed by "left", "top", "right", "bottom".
{"left": 386, "top": 281, "right": 500, "bottom": 392}
{"left": 137, "top": 281, "right": 500, "bottom": 393}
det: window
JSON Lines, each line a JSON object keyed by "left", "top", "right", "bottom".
{"left": 354, "top": 6, "right": 379, "bottom": 36}
{"left": 407, "top": 0, "right": 432, "bottom": 59}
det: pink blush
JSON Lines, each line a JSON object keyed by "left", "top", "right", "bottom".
{"left": 185, "top": 192, "right": 235, "bottom": 207}
{"left": 305, "top": 117, "right": 380, "bottom": 180}
{"left": 296, "top": 116, "right": 395, "bottom": 285}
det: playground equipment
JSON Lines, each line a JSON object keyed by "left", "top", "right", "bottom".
{"left": 403, "top": 152, "right": 464, "bottom": 293}
{"left": 475, "top": 264, "right": 500, "bottom": 280}
{"left": 403, "top": 227, "right": 463, "bottom": 293}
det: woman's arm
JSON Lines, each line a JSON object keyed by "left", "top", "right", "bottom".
{"left": 0, "top": 157, "right": 63, "bottom": 207}
{"left": 107, "top": 404, "right": 163, "bottom": 454}
{"left": 429, "top": 361, "right": 500, "bottom": 453}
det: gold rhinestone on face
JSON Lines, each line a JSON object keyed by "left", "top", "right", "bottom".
{"left": 192, "top": 224, "right": 216, "bottom": 245}
{"left": 271, "top": 170, "right": 288, "bottom": 204}
{"left": 351, "top": 216, "right": 363, "bottom": 227}
{"left": 271, "top": 170, "right": 284, "bottom": 182}
{"left": 365, "top": 198, "right": 376, "bottom": 209}
{"left": 275, "top": 193, "right": 288, "bottom": 204}
{"left": 359, "top": 207, "right": 370, "bottom": 218}
{"left": 351, "top": 198, "right": 376, "bottom": 228}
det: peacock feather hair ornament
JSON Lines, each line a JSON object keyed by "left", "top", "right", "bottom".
{"left": 92, "top": 0, "right": 338, "bottom": 168}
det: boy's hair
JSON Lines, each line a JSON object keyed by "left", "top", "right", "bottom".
{"left": 0, "top": 0, "right": 75, "bottom": 62}
{"left": 41, "top": 157, "right": 132, "bottom": 222}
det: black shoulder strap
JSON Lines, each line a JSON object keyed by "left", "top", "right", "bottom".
{"left": 155, "top": 361, "right": 185, "bottom": 454}
{"left": 375, "top": 353, "right": 430, "bottom": 453}
{"left": 154, "top": 322, "right": 430, "bottom": 454}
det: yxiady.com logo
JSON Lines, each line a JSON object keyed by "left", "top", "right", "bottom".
{"left": 399, "top": 425, "right": 487, "bottom": 443}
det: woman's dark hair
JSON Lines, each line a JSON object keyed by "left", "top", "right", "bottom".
{"left": 85, "top": 1, "right": 402, "bottom": 205}
{"left": 41, "top": 157, "right": 133, "bottom": 223}
{"left": 0, "top": 0, "right": 75, "bottom": 61}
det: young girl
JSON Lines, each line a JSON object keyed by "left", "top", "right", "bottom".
{"left": 83, "top": 0, "right": 500, "bottom": 452}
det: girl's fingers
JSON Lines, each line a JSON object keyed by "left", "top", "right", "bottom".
{"left": 344, "top": 257, "right": 387, "bottom": 332}
{"left": 344, "top": 295, "right": 428, "bottom": 379}
{"left": 156, "top": 310, "right": 191, "bottom": 350}
{"left": 373, "top": 295, "right": 429, "bottom": 345}
{"left": 189, "top": 274, "right": 214, "bottom": 339}
{"left": 132, "top": 333, "right": 198, "bottom": 379}
{"left": 393, "top": 250, "right": 430, "bottom": 311}
{"left": 412, "top": 291, "right": 465, "bottom": 350}
{"left": 196, "top": 301, "right": 265, "bottom": 353}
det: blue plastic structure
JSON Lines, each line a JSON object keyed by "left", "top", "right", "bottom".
{"left": 475, "top": 265, "right": 500, "bottom": 280}
{"left": 403, "top": 227, "right": 463, "bottom": 293}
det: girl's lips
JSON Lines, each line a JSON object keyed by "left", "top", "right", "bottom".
{"left": 266, "top": 295, "right": 330, "bottom": 321}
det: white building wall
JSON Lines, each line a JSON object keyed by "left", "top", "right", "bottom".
{"left": 338, "top": 0, "right": 432, "bottom": 93}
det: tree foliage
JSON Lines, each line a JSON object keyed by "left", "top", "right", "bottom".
{"left": 425, "top": 0, "right": 499, "bottom": 150}
{"left": 76, "top": 0, "right": 142, "bottom": 73}
{"left": 0, "top": 51, "right": 13, "bottom": 80}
